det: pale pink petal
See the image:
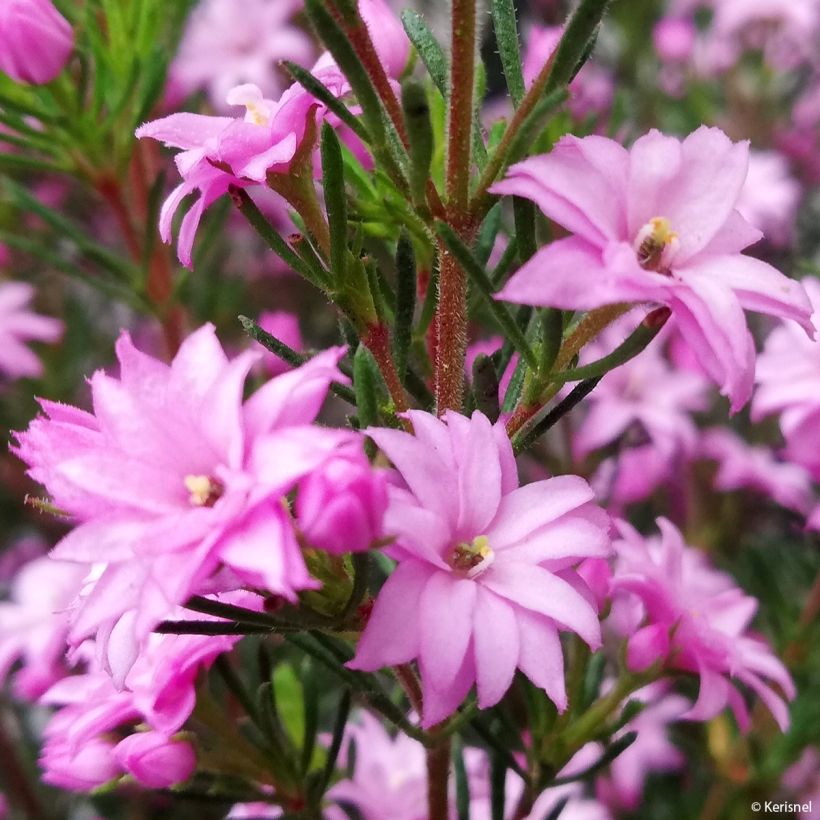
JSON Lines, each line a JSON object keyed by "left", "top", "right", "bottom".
{"left": 483, "top": 562, "right": 601, "bottom": 648}
{"left": 418, "top": 572, "right": 476, "bottom": 693}
{"left": 516, "top": 609, "right": 567, "bottom": 710}
{"left": 473, "top": 587, "right": 519, "bottom": 708}
{"left": 348, "top": 560, "right": 432, "bottom": 670}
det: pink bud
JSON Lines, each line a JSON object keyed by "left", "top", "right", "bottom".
{"left": 41, "top": 738, "right": 120, "bottom": 792}
{"left": 626, "top": 623, "right": 670, "bottom": 673}
{"left": 114, "top": 732, "right": 196, "bottom": 789}
{"left": 0, "top": 0, "right": 73, "bottom": 85}
{"left": 652, "top": 18, "right": 696, "bottom": 63}
{"left": 296, "top": 452, "right": 388, "bottom": 554}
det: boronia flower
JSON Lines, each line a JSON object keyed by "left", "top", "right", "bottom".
{"left": 0, "top": 281, "right": 63, "bottom": 379}
{"left": 349, "top": 410, "right": 611, "bottom": 726}
{"left": 13, "top": 324, "right": 360, "bottom": 672}
{"left": 138, "top": 0, "right": 409, "bottom": 268}
{"left": 39, "top": 592, "right": 258, "bottom": 791}
{"left": 609, "top": 518, "right": 795, "bottom": 731}
{"left": 492, "top": 126, "right": 814, "bottom": 411}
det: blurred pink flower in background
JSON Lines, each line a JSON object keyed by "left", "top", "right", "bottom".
{"left": 0, "top": 0, "right": 73, "bottom": 85}
{"left": 610, "top": 518, "right": 795, "bottom": 730}
{"left": 350, "top": 410, "right": 610, "bottom": 726}
{"left": 13, "top": 324, "right": 357, "bottom": 673}
{"left": 596, "top": 683, "right": 689, "bottom": 812}
{"left": 0, "top": 281, "right": 63, "bottom": 379}
{"left": 171, "top": 0, "right": 315, "bottom": 111}
{"left": 653, "top": 18, "right": 696, "bottom": 63}
{"left": 736, "top": 151, "right": 801, "bottom": 248}
{"left": 493, "top": 127, "right": 813, "bottom": 410}
{"left": 754, "top": 278, "right": 820, "bottom": 479}
{"left": 0, "top": 554, "right": 87, "bottom": 699}
{"left": 699, "top": 427, "right": 813, "bottom": 515}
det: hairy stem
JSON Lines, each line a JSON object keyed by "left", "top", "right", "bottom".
{"left": 434, "top": 240, "right": 468, "bottom": 413}
{"left": 363, "top": 322, "right": 412, "bottom": 420}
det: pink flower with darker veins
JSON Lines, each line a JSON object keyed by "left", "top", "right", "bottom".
{"left": 13, "top": 324, "right": 358, "bottom": 671}
{"left": 0, "top": 281, "right": 63, "bottom": 379}
{"left": 349, "top": 410, "right": 611, "bottom": 727}
{"left": 609, "top": 518, "right": 795, "bottom": 731}
{"left": 493, "top": 127, "right": 814, "bottom": 411}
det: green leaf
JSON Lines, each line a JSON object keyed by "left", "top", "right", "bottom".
{"left": 401, "top": 79, "right": 434, "bottom": 207}
{"left": 272, "top": 664, "right": 306, "bottom": 750}
{"left": 491, "top": 0, "right": 526, "bottom": 106}
{"left": 320, "top": 122, "right": 349, "bottom": 282}
{"left": 472, "top": 353, "right": 501, "bottom": 423}
{"left": 547, "top": 310, "right": 668, "bottom": 385}
{"left": 453, "top": 736, "right": 472, "bottom": 820}
{"left": 539, "top": 309, "right": 563, "bottom": 376}
{"left": 490, "top": 749, "right": 507, "bottom": 820}
{"left": 354, "top": 343, "right": 381, "bottom": 429}
{"left": 394, "top": 231, "right": 417, "bottom": 380}
{"left": 546, "top": 0, "right": 612, "bottom": 94}
{"left": 402, "top": 10, "right": 448, "bottom": 94}
{"left": 318, "top": 690, "right": 352, "bottom": 794}
{"left": 436, "top": 221, "right": 538, "bottom": 371}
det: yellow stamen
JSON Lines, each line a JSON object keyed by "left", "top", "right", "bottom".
{"left": 184, "top": 474, "right": 223, "bottom": 507}
{"left": 450, "top": 535, "right": 494, "bottom": 577}
{"left": 634, "top": 216, "right": 679, "bottom": 271}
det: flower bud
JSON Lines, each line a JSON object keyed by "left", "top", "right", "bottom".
{"left": 114, "top": 732, "right": 196, "bottom": 789}
{"left": 0, "top": 0, "right": 73, "bottom": 85}
{"left": 297, "top": 452, "right": 387, "bottom": 554}
{"left": 41, "top": 738, "right": 120, "bottom": 792}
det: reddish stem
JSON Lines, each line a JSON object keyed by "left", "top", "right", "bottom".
{"left": 363, "top": 323, "right": 412, "bottom": 422}
{"left": 434, "top": 240, "right": 468, "bottom": 414}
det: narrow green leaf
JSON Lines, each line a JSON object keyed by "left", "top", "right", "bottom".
{"left": 320, "top": 122, "right": 348, "bottom": 281}
{"left": 513, "top": 197, "right": 537, "bottom": 264}
{"left": 401, "top": 79, "right": 434, "bottom": 207}
{"left": 319, "top": 690, "right": 352, "bottom": 794}
{"left": 354, "top": 343, "right": 380, "bottom": 429}
{"left": 283, "top": 60, "right": 369, "bottom": 143}
{"left": 545, "top": 0, "right": 611, "bottom": 94}
{"left": 512, "top": 376, "right": 602, "bottom": 454}
{"left": 472, "top": 353, "right": 501, "bottom": 423}
{"left": 394, "top": 231, "right": 417, "bottom": 380}
{"left": 436, "top": 221, "right": 538, "bottom": 371}
{"left": 491, "top": 0, "right": 526, "bottom": 106}
{"left": 539, "top": 309, "right": 563, "bottom": 375}
{"left": 453, "top": 736, "right": 471, "bottom": 820}
{"left": 490, "top": 750, "right": 507, "bottom": 820}
{"left": 547, "top": 311, "right": 668, "bottom": 385}
{"left": 230, "top": 186, "right": 330, "bottom": 288}
{"left": 402, "top": 10, "right": 448, "bottom": 94}
{"left": 306, "top": 0, "right": 386, "bottom": 146}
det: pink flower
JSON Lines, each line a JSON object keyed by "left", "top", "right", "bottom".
{"left": 13, "top": 324, "right": 356, "bottom": 662}
{"left": 736, "top": 151, "right": 801, "bottom": 249}
{"left": 610, "top": 518, "right": 795, "bottom": 731}
{"left": 113, "top": 732, "right": 196, "bottom": 789}
{"left": 349, "top": 410, "right": 610, "bottom": 726}
{"left": 492, "top": 127, "right": 814, "bottom": 411}
{"left": 0, "top": 281, "right": 62, "bottom": 379}
{"left": 171, "top": 0, "right": 315, "bottom": 111}
{"left": 0, "top": 0, "right": 73, "bottom": 85}
{"left": 653, "top": 18, "right": 697, "bottom": 63}
{"left": 136, "top": 80, "right": 320, "bottom": 268}
{"left": 0, "top": 555, "right": 87, "bottom": 699}
{"left": 328, "top": 710, "right": 429, "bottom": 819}
{"left": 296, "top": 450, "right": 388, "bottom": 554}
{"left": 699, "top": 428, "right": 813, "bottom": 515}
{"left": 574, "top": 315, "right": 709, "bottom": 461}
{"left": 39, "top": 593, "right": 257, "bottom": 791}
{"left": 596, "top": 683, "right": 689, "bottom": 812}
{"left": 754, "top": 278, "right": 820, "bottom": 479}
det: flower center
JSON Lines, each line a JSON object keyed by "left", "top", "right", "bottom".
{"left": 225, "top": 84, "right": 274, "bottom": 126}
{"left": 184, "top": 474, "right": 224, "bottom": 507}
{"left": 633, "top": 217, "right": 679, "bottom": 272}
{"left": 449, "top": 535, "right": 495, "bottom": 579}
